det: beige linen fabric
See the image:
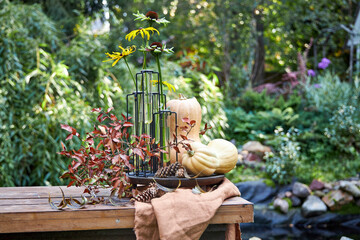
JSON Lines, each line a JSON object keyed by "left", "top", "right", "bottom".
{"left": 134, "top": 178, "right": 241, "bottom": 240}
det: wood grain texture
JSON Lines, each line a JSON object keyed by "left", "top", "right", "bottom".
{"left": 0, "top": 186, "right": 253, "bottom": 233}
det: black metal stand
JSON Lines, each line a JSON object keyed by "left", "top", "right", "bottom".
{"left": 126, "top": 70, "right": 178, "bottom": 178}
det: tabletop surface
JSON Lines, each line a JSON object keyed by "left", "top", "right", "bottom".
{"left": 0, "top": 186, "right": 254, "bottom": 233}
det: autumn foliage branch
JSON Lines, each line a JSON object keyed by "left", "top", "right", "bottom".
{"left": 169, "top": 117, "right": 212, "bottom": 153}
{"left": 58, "top": 107, "right": 164, "bottom": 197}
{"left": 58, "top": 108, "right": 211, "bottom": 198}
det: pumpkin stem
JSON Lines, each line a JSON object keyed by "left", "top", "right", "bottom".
{"left": 179, "top": 93, "right": 187, "bottom": 100}
{"left": 187, "top": 150, "right": 195, "bottom": 157}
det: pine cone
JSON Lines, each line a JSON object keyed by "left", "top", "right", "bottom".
{"left": 175, "top": 168, "right": 185, "bottom": 178}
{"left": 132, "top": 183, "right": 158, "bottom": 203}
{"left": 166, "top": 162, "right": 181, "bottom": 176}
{"left": 155, "top": 162, "right": 181, "bottom": 178}
{"left": 155, "top": 167, "right": 167, "bottom": 178}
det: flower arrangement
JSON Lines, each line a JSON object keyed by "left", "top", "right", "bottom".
{"left": 58, "top": 11, "right": 188, "bottom": 198}
{"left": 57, "top": 11, "right": 232, "bottom": 204}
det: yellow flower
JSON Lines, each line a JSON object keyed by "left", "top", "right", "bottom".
{"left": 125, "top": 27, "right": 159, "bottom": 41}
{"left": 151, "top": 80, "right": 176, "bottom": 92}
{"left": 104, "top": 45, "right": 136, "bottom": 66}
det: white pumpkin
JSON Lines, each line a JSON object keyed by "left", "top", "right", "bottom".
{"left": 207, "top": 139, "right": 238, "bottom": 174}
{"left": 181, "top": 142, "right": 220, "bottom": 176}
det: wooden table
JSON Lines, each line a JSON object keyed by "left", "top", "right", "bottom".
{"left": 0, "top": 186, "right": 253, "bottom": 239}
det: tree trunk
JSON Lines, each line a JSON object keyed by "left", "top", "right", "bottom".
{"left": 251, "top": 11, "right": 265, "bottom": 87}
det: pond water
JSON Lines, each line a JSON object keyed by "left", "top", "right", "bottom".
{"left": 236, "top": 180, "right": 360, "bottom": 240}
{"left": 241, "top": 224, "right": 360, "bottom": 240}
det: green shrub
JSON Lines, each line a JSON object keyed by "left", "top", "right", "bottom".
{"left": 225, "top": 106, "right": 298, "bottom": 144}
{"left": 264, "top": 127, "right": 301, "bottom": 184}
{"left": 235, "top": 89, "right": 302, "bottom": 112}
{"left": 0, "top": 1, "right": 93, "bottom": 186}
{"left": 303, "top": 72, "right": 356, "bottom": 113}
{"left": 324, "top": 105, "right": 360, "bottom": 156}
{"left": 226, "top": 164, "right": 267, "bottom": 183}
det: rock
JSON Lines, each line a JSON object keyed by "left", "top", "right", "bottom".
{"left": 333, "top": 182, "right": 340, "bottom": 190}
{"left": 346, "top": 176, "right": 360, "bottom": 181}
{"left": 323, "top": 188, "right": 330, "bottom": 194}
{"left": 322, "top": 190, "right": 354, "bottom": 211}
{"left": 290, "top": 196, "right": 302, "bottom": 207}
{"left": 273, "top": 198, "right": 289, "bottom": 214}
{"left": 235, "top": 180, "right": 278, "bottom": 205}
{"left": 293, "top": 182, "right": 311, "bottom": 198}
{"left": 340, "top": 237, "right": 354, "bottom": 240}
{"left": 301, "top": 195, "right": 327, "bottom": 217}
{"left": 309, "top": 179, "right": 325, "bottom": 191}
{"left": 354, "top": 180, "right": 360, "bottom": 187}
{"left": 276, "top": 192, "right": 286, "bottom": 199}
{"left": 285, "top": 191, "right": 292, "bottom": 198}
{"left": 240, "top": 150, "right": 248, "bottom": 155}
{"left": 340, "top": 181, "right": 360, "bottom": 197}
{"left": 314, "top": 190, "right": 325, "bottom": 198}
{"left": 245, "top": 152, "right": 263, "bottom": 162}
{"left": 242, "top": 141, "right": 271, "bottom": 153}
{"left": 237, "top": 154, "right": 243, "bottom": 165}
{"left": 324, "top": 182, "right": 332, "bottom": 190}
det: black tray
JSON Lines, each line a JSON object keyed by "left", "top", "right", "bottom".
{"left": 127, "top": 173, "right": 224, "bottom": 188}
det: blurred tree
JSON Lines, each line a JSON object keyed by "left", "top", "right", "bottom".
{"left": 18, "top": 0, "right": 104, "bottom": 37}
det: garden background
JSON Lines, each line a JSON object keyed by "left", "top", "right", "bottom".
{"left": 0, "top": 0, "right": 359, "bottom": 188}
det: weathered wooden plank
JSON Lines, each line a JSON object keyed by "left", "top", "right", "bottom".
{"left": 0, "top": 216, "right": 136, "bottom": 232}
{"left": 0, "top": 197, "right": 253, "bottom": 233}
{"left": 0, "top": 196, "right": 251, "bottom": 206}
{"left": 0, "top": 200, "right": 251, "bottom": 215}
{"left": 0, "top": 186, "right": 111, "bottom": 199}
{"left": 0, "top": 198, "right": 68, "bottom": 205}
{"left": 0, "top": 203, "right": 134, "bottom": 214}
{"left": 0, "top": 197, "right": 130, "bottom": 206}
{"left": 211, "top": 204, "right": 254, "bottom": 224}
{"left": 0, "top": 193, "right": 251, "bottom": 212}
{"left": 0, "top": 185, "right": 254, "bottom": 234}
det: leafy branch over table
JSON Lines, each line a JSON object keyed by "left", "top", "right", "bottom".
{"left": 58, "top": 107, "right": 166, "bottom": 198}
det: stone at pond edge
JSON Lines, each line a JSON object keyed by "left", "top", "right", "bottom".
{"left": 242, "top": 141, "right": 271, "bottom": 153}
{"left": 293, "top": 182, "right": 311, "bottom": 198}
{"left": 235, "top": 180, "right": 279, "bottom": 205}
{"left": 340, "top": 237, "right": 354, "bottom": 240}
{"left": 322, "top": 190, "right": 354, "bottom": 211}
{"left": 276, "top": 192, "right": 286, "bottom": 199}
{"left": 313, "top": 190, "right": 325, "bottom": 198}
{"left": 309, "top": 179, "right": 325, "bottom": 191}
{"left": 273, "top": 198, "right": 289, "bottom": 214}
{"left": 324, "top": 182, "right": 332, "bottom": 189}
{"left": 339, "top": 181, "right": 360, "bottom": 198}
{"left": 301, "top": 195, "right": 327, "bottom": 217}
{"left": 290, "top": 196, "right": 302, "bottom": 207}
{"left": 285, "top": 191, "right": 292, "bottom": 198}
{"left": 244, "top": 152, "right": 263, "bottom": 162}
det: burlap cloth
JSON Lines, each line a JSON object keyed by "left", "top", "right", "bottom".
{"left": 134, "top": 178, "right": 241, "bottom": 240}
